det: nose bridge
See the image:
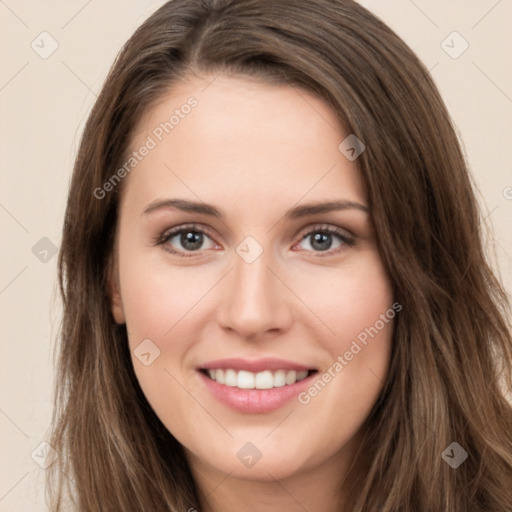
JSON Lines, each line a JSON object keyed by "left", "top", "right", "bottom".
{"left": 216, "top": 242, "right": 292, "bottom": 338}
{"left": 234, "top": 250, "right": 273, "bottom": 303}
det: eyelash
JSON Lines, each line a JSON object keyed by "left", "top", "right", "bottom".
{"left": 153, "top": 223, "right": 355, "bottom": 258}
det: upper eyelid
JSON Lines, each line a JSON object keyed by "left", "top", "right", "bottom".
{"left": 161, "top": 223, "right": 216, "bottom": 240}
{"left": 298, "top": 223, "right": 354, "bottom": 239}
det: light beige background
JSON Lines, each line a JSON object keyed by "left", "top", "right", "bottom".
{"left": 1, "top": 1, "right": 511, "bottom": 510}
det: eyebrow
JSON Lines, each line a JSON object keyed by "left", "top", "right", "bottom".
{"left": 142, "top": 198, "right": 369, "bottom": 219}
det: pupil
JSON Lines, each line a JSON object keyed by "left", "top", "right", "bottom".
{"left": 311, "top": 233, "right": 332, "bottom": 251}
{"left": 181, "top": 231, "right": 203, "bottom": 250}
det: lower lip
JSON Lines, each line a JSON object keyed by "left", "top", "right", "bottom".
{"left": 197, "top": 370, "right": 316, "bottom": 413}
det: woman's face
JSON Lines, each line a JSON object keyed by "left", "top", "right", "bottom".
{"left": 110, "top": 74, "right": 394, "bottom": 483}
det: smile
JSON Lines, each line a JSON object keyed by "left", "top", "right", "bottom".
{"left": 201, "top": 368, "right": 314, "bottom": 389}
{"left": 197, "top": 358, "right": 319, "bottom": 413}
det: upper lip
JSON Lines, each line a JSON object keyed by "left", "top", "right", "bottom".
{"left": 199, "top": 357, "right": 316, "bottom": 373}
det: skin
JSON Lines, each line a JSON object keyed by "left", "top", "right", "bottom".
{"left": 109, "top": 74, "right": 394, "bottom": 512}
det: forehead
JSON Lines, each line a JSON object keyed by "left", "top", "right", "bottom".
{"left": 122, "top": 74, "right": 367, "bottom": 217}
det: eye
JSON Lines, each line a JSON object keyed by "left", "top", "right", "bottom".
{"left": 294, "top": 224, "right": 354, "bottom": 255}
{"left": 154, "top": 222, "right": 354, "bottom": 258}
{"left": 155, "top": 223, "right": 220, "bottom": 257}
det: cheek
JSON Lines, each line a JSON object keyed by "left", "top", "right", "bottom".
{"left": 293, "top": 252, "right": 394, "bottom": 428}
{"left": 293, "top": 251, "right": 394, "bottom": 343}
{"left": 118, "top": 249, "right": 211, "bottom": 344}
{"left": 117, "top": 249, "right": 218, "bottom": 408}
{"left": 117, "top": 253, "right": 209, "bottom": 419}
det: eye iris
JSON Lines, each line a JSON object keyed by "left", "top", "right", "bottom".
{"left": 181, "top": 231, "right": 203, "bottom": 250}
{"left": 311, "top": 232, "right": 332, "bottom": 251}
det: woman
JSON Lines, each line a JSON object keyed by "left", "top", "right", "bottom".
{"left": 48, "top": 0, "right": 512, "bottom": 510}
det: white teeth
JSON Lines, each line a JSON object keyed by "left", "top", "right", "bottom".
{"left": 204, "top": 368, "right": 311, "bottom": 389}
{"left": 216, "top": 369, "right": 225, "bottom": 385}
{"left": 285, "top": 370, "right": 297, "bottom": 385}
{"left": 255, "top": 370, "right": 273, "bottom": 389}
{"left": 225, "top": 369, "right": 237, "bottom": 387}
{"left": 237, "top": 370, "right": 255, "bottom": 389}
{"left": 273, "top": 370, "right": 286, "bottom": 387}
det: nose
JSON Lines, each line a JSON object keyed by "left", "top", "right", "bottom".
{"left": 216, "top": 248, "right": 294, "bottom": 340}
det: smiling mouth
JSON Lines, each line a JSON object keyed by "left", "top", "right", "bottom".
{"left": 199, "top": 368, "right": 318, "bottom": 390}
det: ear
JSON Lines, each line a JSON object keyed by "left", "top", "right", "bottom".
{"left": 107, "top": 254, "right": 126, "bottom": 325}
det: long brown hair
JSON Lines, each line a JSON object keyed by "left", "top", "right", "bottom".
{"left": 48, "top": 0, "right": 512, "bottom": 510}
